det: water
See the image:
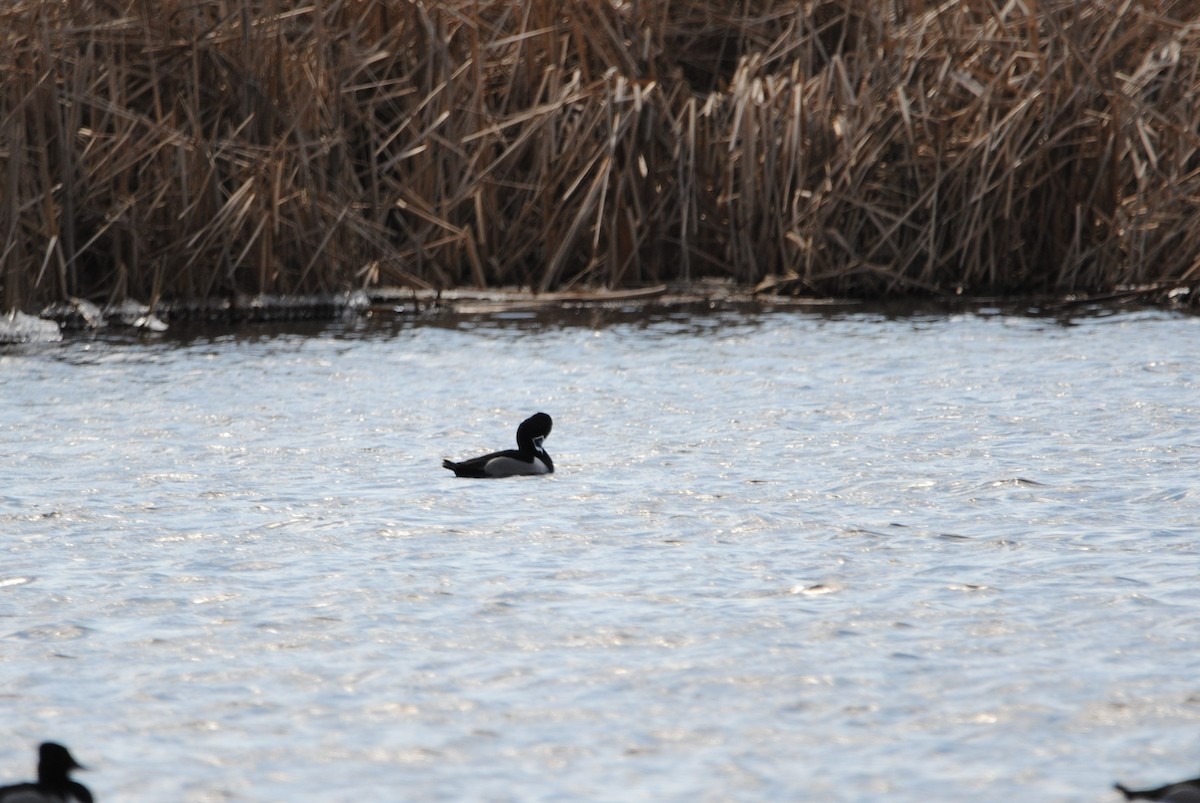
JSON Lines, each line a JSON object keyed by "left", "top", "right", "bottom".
{"left": 2, "top": 304, "right": 1199, "bottom": 802}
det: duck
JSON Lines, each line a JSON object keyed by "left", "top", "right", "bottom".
{"left": 443, "top": 412, "right": 554, "bottom": 478}
{"left": 1117, "top": 777, "right": 1200, "bottom": 801}
{"left": 0, "top": 742, "right": 92, "bottom": 803}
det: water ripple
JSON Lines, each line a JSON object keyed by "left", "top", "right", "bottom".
{"left": 1, "top": 309, "right": 1199, "bottom": 800}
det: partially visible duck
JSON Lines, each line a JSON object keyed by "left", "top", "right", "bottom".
{"left": 0, "top": 742, "right": 92, "bottom": 803}
{"left": 443, "top": 412, "right": 554, "bottom": 478}
{"left": 1117, "top": 776, "right": 1200, "bottom": 801}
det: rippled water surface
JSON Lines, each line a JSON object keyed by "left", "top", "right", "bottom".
{"left": 3, "top": 305, "right": 1200, "bottom": 802}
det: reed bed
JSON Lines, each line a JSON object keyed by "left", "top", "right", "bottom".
{"left": 3, "top": 0, "right": 1200, "bottom": 312}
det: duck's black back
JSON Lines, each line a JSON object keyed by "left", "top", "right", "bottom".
{"left": 0, "top": 780, "right": 93, "bottom": 803}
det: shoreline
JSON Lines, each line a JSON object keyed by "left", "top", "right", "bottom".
{"left": 4, "top": 280, "right": 1194, "bottom": 344}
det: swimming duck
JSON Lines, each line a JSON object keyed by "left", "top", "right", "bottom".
{"left": 1117, "top": 777, "right": 1200, "bottom": 801}
{"left": 442, "top": 412, "right": 554, "bottom": 478}
{"left": 0, "top": 743, "right": 92, "bottom": 803}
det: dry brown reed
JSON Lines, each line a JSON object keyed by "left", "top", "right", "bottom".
{"left": 3, "top": 0, "right": 1200, "bottom": 312}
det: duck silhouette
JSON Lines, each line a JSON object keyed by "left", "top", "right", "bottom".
{"left": 442, "top": 413, "right": 554, "bottom": 478}
{"left": 0, "top": 743, "right": 92, "bottom": 803}
{"left": 1117, "top": 775, "right": 1200, "bottom": 801}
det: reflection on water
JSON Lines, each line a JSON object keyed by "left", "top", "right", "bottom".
{"left": 2, "top": 304, "right": 1199, "bottom": 802}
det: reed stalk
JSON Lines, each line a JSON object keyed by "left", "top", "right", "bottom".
{"left": 3, "top": 0, "right": 1200, "bottom": 312}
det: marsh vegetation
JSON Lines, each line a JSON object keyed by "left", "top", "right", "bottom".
{"left": 4, "top": 0, "right": 1200, "bottom": 314}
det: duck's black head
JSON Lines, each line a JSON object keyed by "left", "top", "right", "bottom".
{"left": 38, "top": 742, "right": 84, "bottom": 783}
{"left": 516, "top": 412, "right": 552, "bottom": 453}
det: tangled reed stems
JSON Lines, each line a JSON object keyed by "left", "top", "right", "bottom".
{"left": 3, "top": 0, "right": 1200, "bottom": 312}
